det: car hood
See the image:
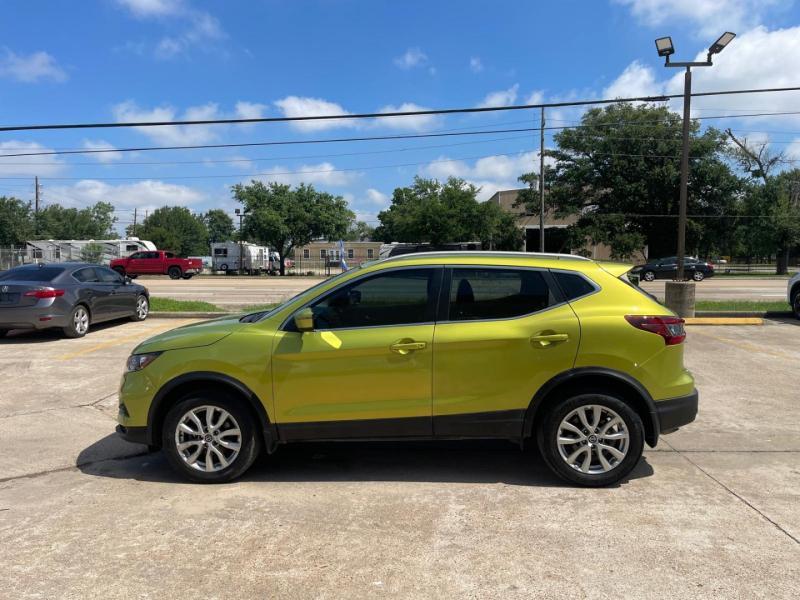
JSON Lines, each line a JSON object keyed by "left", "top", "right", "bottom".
{"left": 133, "top": 315, "right": 245, "bottom": 353}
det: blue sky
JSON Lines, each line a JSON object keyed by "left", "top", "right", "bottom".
{"left": 1, "top": 0, "right": 799, "bottom": 233}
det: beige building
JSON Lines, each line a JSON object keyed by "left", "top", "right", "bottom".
{"left": 293, "top": 240, "right": 383, "bottom": 273}
{"left": 488, "top": 189, "right": 624, "bottom": 261}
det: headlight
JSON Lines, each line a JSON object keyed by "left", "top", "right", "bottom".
{"left": 126, "top": 352, "right": 162, "bottom": 372}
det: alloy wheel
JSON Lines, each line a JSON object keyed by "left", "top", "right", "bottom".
{"left": 692, "top": 271, "right": 704, "bottom": 281}
{"left": 557, "top": 405, "right": 630, "bottom": 474}
{"left": 643, "top": 271, "right": 655, "bottom": 282}
{"left": 174, "top": 405, "right": 242, "bottom": 473}
{"left": 73, "top": 307, "right": 89, "bottom": 335}
{"left": 136, "top": 296, "right": 149, "bottom": 319}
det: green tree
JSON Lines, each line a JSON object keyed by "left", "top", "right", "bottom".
{"left": 0, "top": 196, "right": 34, "bottom": 245}
{"left": 233, "top": 181, "right": 354, "bottom": 275}
{"left": 540, "top": 103, "right": 741, "bottom": 260}
{"left": 344, "top": 220, "right": 375, "bottom": 241}
{"left": 203, "top": 209, "right": 235, "bottom": 243}
{"left": 374, "top": 176, "right": 523, "bottom": 250}
{"left": 37, "top": 202, "right": 116, "bottom": 240}
{"left": 129, "top": 206, "right": 208, "bottom": 256}
{"left": 80, "top": 242, "right": 105, "bottom": 264}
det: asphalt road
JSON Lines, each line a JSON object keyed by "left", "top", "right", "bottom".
{"left": 0, "top": 317, "right": 798, "bottom": 598}
{"left": 141, "top": 275, "right": 791, "bottom": 308}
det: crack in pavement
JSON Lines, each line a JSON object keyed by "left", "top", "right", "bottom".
{"left": 0, "top": 449, "right": 151, "bottom": 485}
{"left": 0, "top": 392, "right": 119, "bottom": 420}
{"left": 662, "top": 438, "right": 800, "bottom": 546}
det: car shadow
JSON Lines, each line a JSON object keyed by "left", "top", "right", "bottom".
{"left": 0, "top": 318, "right": 133, "bottom": 343}
{"left": 77, "top": 435, "right": 654, "bottom": 488}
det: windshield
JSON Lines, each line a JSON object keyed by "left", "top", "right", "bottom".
{"left": 242, "top": 266, "right": 363, "bottom": 323}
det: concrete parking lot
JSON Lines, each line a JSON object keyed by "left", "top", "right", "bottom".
{"left": 1, "top": 318, "right": 798, "bottom": 598}
{"left": 142, "top": 275, "right": 792, "bottom": 308}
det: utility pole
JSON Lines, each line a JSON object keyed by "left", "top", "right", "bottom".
{"left": 235, "top": 208, "right": 244, "bottom": 275}
{"left": 34, "top": 176, "right": 40, "bottom": 234}
{"left": 539, "top": 107, "right": 546, "bottom": 253}
{"left": 132, "top": 208, "right": 138, "bottom": 237}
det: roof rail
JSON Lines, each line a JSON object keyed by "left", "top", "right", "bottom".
{"left": 380, "top": 250, "right": 591, "bottom": 263}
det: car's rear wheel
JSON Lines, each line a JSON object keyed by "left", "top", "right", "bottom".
{"left": 162, "top": 393, "right": 260, "bottom": 483}
{"left": 692, "top": 271, "right": 705, "bottom": 282}
{"left": 538, "top": 393, "right": 644, "bottom": 487}
{"left": 792, "top": 291, "right": 800, "bottom": 320}
{"left": 168, "top": 266, "right": 182, "bottom": 280}
{"left": 182, "top": 273, "right": 194, "bottom": 279}
{"left": 63, "top": 304, "right": 90, "bottom": 338}
{"left": 642, "top": 270, "right": 656, "bottom": 282}
{"left": 131, "top": 295, "right": 149, "bottom": 321}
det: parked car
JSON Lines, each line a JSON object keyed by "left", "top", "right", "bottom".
{"left": 117, "top": 251, "right": 697, "bottom": 487}
{"left": 110, "top": 250, "right": 202, "bottom": 280}
{"left": 630, "top": 256, "right": 715, "bottom": 282}
{"left": 788, "top": 272, "right": 800, "bottom": 319}
{"left": 0, "top": 263, "right": 149, "bottom": 339}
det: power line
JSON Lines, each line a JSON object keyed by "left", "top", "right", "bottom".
{"left": 2, "top": 85, "right": 800, "bottom": 133}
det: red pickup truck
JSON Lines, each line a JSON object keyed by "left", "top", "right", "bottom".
{"left": 110, "top": 251, "right": 203, "bottom": 280}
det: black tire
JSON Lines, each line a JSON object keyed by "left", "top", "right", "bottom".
{"left": 112, "top": 266, "right": 126, "bottom": 277}
{"left": 168, "top": 266, "right": 182, "bottom": 280}
{"left": 537, "top": 393, "right": 644, "bottom": 487}
{"left": 162, "top": 392, "right": 260, "bottom": 483}
{"left": 182, "top": 273, "right": 194, "bottom": 279}
{"left": 792, "top": 290, "right": 800, "bottom": 320}
{"left": 0, "top": 329, "right": 8, "bottom": 338}
{"left": 692, "top": 270, "right": 705, "bottom": 282}
{"left": 131, "top": 295, "right": 149, "bottom": 322}
{"left": 220, "top": 263, "right": 228, "bottom": 272}
{"left": 642, "top": 270, "right": 656, "bottom": 282}
{"left": 62, "top": 304, "right": 90, "bottom": 338}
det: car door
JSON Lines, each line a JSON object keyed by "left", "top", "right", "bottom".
{"left": 271, "top": 267, "right": 442, "bottom": 439}
{"left": 431, "top": 266, "right": 580, "bottom": 437}
{"left": 657, "top": 257, "right": 677, "bottom": 279}
{"left": 97, "top": 266, "right": 136, "bottom": 317}
{"left": 126, "top": 252, "right": 146, "bottom": 274}
{"left": 72, "top": 267, "right": 115, "bottom": 321}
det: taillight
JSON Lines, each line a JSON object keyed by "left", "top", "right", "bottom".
{"left": 625, "top": 315, "right": 686, "bottom": 345}
{"left": 24, "top": 288, "right": 65, "bottom": 299}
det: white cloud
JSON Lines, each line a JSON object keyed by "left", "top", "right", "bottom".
{"left": 603, "top": 60, "right": 662, "bottom": 99}
{"left": 614, "top": 0, "right": 787, "bottom": 36}
{"left": 394, "top": 47, "right": 428, "bottom": 70}
{"left": 45, "top": 179, "right": 205, "bottom": 213}
{"left": 0, "top": 49, "right": 66, "bottom": 83}
{"left": 116, "top": 0, "right": 183, "bottom": 18}
{"left": 421, "top": 151, "right": 550, "bottom": 201}
{"left": 113, "top": 100, "right": 263, "bottom": 144}
{"left": 274, "top": 96, "right": 355, "bottom": 131}
{"left": 82, "top": 140, "right": 124, "bottom": 163}
{"left": 525, "top": 90, "right": 544, "bottom": 105}
{"left": 479, "top": 84, "right": 519, "bottom": 108}
{"left": 254, "top": 162, "right": 359, "bottom": 187}
{"left": 469, "top": 57, "right": 484, "bottom": 73}
{"left": 664, "top": 26, "right": 800, "bottom": 124}
{"left": 365, "top": 188, "right": 390, "bottom": 207}
{"left": 376, "top": 103, "right": 439, "bottom": 132}
{"left": 0, "top": 141, "right": 65, "bottom": 176}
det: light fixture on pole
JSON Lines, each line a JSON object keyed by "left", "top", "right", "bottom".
{"left": 655, "top": 32, "right": 734, "bottom": 315}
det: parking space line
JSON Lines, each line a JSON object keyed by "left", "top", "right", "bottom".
{"left": 57, "top": 320, "right": 194, "bottom": 361}
{"left": 690, "top": 329, "right": 797, "bottom": 360}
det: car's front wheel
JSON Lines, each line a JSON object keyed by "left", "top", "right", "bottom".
{"left": 131, "top": 295, "right": 149, "bottom": 321}
{"left": 692, "top": 270, "right": 705, "bottom": 282}
{"left": 538, "top": 393, "right": 644, "bottom": 487}
{"left": 792, "top": 291, "right": 800, "bottom": 320}
{"left": 642, "top": 270, "right": 656, "bottom": 282}
{"left": 162, "top": 393, "right": 260, "bottom": 483}
{"left": 63, "top": 304, "right": 90, "bottom": 338}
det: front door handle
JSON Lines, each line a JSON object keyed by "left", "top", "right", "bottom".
{"left": 530, "top": 333, "right": 569, "bottom": 347}
{"left": 390, "top": 340, "right": 427, "bottom": 355}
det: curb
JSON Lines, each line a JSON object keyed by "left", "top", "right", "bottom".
{"left": 694, "top": 310, "right": 793, "bottom": 318}
{"left": 685, "top": 317, "right": 764, "bottom": 325}
{"left": 149, "top": 311, "right": 230, "bottom": 319}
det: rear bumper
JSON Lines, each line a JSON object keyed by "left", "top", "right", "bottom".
{"left": 655, "top": 389, "right": 698, "bottom": 434}
{"left": 0, "top": 307, "right": 70, "bottom": 330}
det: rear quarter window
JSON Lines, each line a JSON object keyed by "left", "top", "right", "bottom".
{"left": 553, "top": 272, "right": 597, "bottom": 301}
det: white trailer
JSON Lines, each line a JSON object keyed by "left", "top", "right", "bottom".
{"left": 211, "top": 242, "right": 271, "bottom": 274}
{"left": 24, "top": 238, "right": 157, "bottom": 264}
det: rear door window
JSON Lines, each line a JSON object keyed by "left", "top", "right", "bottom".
{"left": 446, "top": 268, "right": 556, "bottom": 321}
{"left": 73, "top": 267, "right": 99, "bottom": 283}
{"left": 97, "top": 267, "right": 122, "bottom": 283}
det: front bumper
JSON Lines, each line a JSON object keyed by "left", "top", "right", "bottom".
{"left": 655, "top": 389, "right": 698, "bottom": 434}
{"left": 116, "top": 424, "right": 150, "bottom": 445}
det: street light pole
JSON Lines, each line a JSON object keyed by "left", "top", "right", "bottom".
{"left": 676, "top": 66, "right": 691, "bottom": 281}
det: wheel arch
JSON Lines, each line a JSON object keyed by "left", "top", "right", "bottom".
{"left": 791, "top": 281, "right": 800, "bottom": 303}
{"left": 146, "top": 371, "right": 276, "bottom": 451}
{"left": 524, "top": 367, "right": 660, "bottom": 447}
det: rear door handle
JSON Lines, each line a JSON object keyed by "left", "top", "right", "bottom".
{"left": 530, "top": 333, "right": 569, "bottom": 347}
{"left": 390, "top": 340, "right": 427, "bottom": 355}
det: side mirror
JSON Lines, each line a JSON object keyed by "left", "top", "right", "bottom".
{"left": 294, "top": 308, "right": 314, "bottom": 332}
